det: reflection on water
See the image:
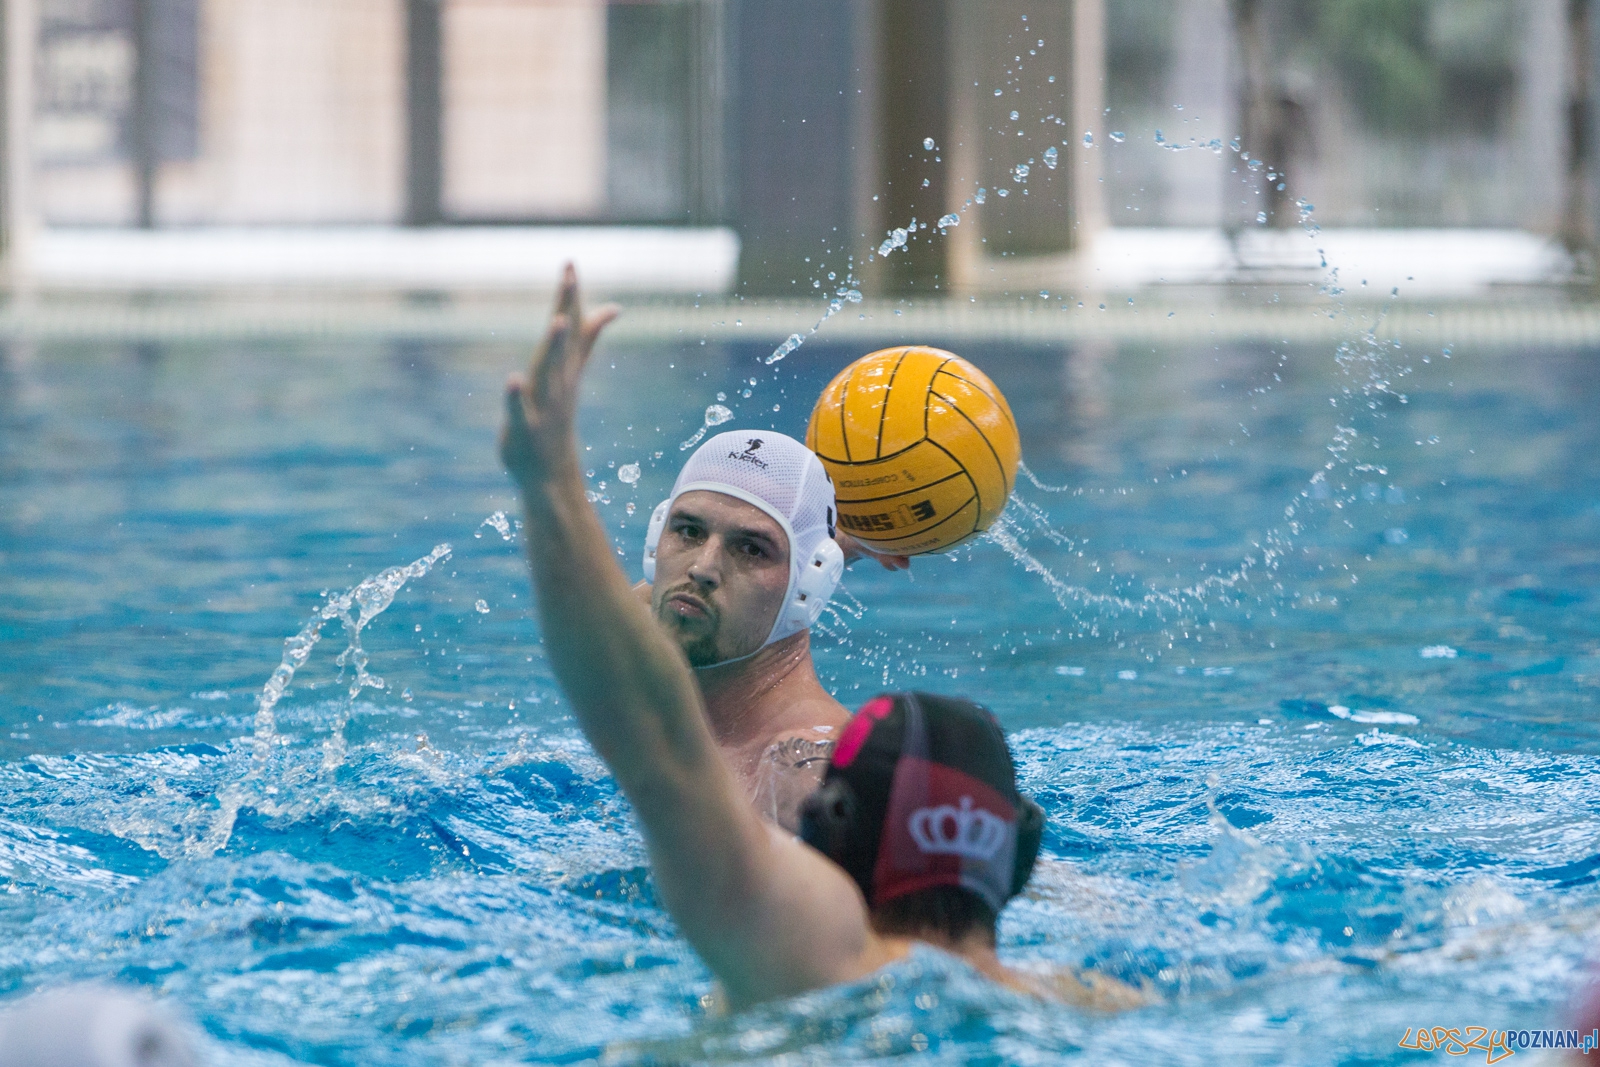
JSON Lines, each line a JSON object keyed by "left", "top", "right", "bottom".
{"left": 1, "top": 329, "right": 1598, "bottom": 1063}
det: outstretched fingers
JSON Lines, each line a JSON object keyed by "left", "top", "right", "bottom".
{"left": 529, "top": 313, "right": 573, "bottom": 411}
{"left": 573, "top": 305, "right": 621, "bottom": 381}
{"left": 499, "top": 374, "right": 531, "bottom": 471}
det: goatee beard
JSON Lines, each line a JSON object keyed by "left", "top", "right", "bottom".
{"left": 682, "top": 634, "right": 723, "bottom": 668}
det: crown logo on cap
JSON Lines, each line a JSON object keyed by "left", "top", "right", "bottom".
{"left": 907, "top": 796, "right": 1008, "bottom": 860}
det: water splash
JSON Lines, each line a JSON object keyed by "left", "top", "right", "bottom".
{"left": 678, "top": 404, "right": 734, "bottom": 450}
{"left": 761, "top": 287, "right": 863, "bottom": 366}
{"left": 158, "top": 542, "right": 460, "bottom": 859}
{"left": 476, "top": 511, "right": 513, "bottom": 541}
{"left": 767, "top": 333, "right": 805, "bottom": 364}
{"left": 1018, "top": 461, "right": 1073, "bottom": 493}
{"left": 254, "top": 544, "right": 453, "bottom": 757}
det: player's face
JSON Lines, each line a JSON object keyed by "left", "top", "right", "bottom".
{"left": 650, "top": 491, "right": 791, "bottom": 666}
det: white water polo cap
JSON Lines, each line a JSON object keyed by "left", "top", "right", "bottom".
{"left": 643, "top": 430, "right": 845, "bottom": 650}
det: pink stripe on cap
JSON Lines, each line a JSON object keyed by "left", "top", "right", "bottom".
{"left": 831, "top": 696, "right": 895, "bottom": 769}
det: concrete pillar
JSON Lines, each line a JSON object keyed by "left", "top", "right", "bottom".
{"left": 0, "top": 0, "right": 35, "bottom": 285}
{"left": 731, "top": 0, "right": 859, "bottom": 294}
{"left": 877, "top": 0, "right": 950, "bottom": 292}
{"left": 973, "top": 0, "right": 1074, "bottom": 258}
{"left": 945, "top": 0, "right": 1092, "bottom": 293}
{"left": 1562, "top": 0, "right": 1595, "bottom": 256}
{"left": 1163, "top": 0, "right": 1232, "bottom": 227}
{"left": 1071, "top": 0, "right": 1106, "bottom": 238}
{"left": 404, "top": 0, "right": 442, "bottom": 225}
{"left": 1519, "top": 0, "right": 1568, "bottom": 233}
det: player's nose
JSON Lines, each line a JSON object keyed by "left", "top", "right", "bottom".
{"left": 685, "top": 536, "right": 723, "bottom": 589}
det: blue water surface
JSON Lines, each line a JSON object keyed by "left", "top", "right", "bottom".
{"left": 1, "top": 317, "right": 1598, "bottom": 1064}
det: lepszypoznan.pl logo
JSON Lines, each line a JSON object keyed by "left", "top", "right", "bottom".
{"left": 1400, "top": 1026, "right": 1600, "bottom": 1063}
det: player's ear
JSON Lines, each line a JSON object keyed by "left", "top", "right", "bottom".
{"left": 1011, "top": 796, "right": 1045, "bottom": 898}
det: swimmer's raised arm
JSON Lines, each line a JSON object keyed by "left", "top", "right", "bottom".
{"left": 500, "top": 265, "right": 896, "bottom": 1005}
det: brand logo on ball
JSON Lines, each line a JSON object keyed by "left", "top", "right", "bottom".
{"left": 729, "top": 438, "right": 769, "bottom": 469}
{"left": 907, "top": 796, "right": 1007, "bottom": 860}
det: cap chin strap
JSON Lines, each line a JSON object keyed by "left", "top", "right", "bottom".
{"left": 642, "top": 482, "right": 844, "bottom": 663}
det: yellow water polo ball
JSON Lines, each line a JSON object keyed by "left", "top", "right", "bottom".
{"left": 806, "top": 346, "right": 1021, "bottom": 556}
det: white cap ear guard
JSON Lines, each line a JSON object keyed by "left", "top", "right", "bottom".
{"left": 642, "top": 498, "right": 671, "bottom": 584}
{"left": 642, "top": 430, "right": 844, "bottom": 653}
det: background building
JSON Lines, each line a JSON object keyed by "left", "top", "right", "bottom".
{"left": 3, "top": 0, "right": 1594, "bottom": 295}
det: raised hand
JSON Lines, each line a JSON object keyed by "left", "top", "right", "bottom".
{"left": 835, "top": 529, "right": 912, "bottom": 572}
{"left": 500, "top": 263, "right": 619, "bottom": 489}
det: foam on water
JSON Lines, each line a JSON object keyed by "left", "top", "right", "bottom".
{"left": 4, "top": 708, "right": 1599, "bottom": 1064}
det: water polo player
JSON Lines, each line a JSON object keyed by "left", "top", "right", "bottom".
{"left": 501, "top": 265, "right": 1141, "bottom": 1007}
{"left": 504, "top": 267, "right": 907, "bottom": 831}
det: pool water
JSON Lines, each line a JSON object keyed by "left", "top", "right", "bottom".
{"left": 2, "top": 321, "right": 1598, "bottom": 1064}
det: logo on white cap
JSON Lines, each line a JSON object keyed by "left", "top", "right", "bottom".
{"left": 907, "top": 796, "right": 1008, "bottom": 860}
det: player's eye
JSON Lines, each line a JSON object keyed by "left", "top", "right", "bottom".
{"left": 673, "top": 521, "right": 704, "bottom": 542}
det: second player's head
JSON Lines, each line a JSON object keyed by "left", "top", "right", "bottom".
{"left": 644, "top": 431, "right": 844, "bottom": 667}
{"left": 799, "top": 691, "right": 1044, "bottom": 948}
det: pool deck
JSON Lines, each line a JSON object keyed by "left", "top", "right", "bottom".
{"left": 2, "top": 224, "right": 1597, "bottom": 347}
{"left": 3, "top": 290, "right": 1599, "bottom": 349}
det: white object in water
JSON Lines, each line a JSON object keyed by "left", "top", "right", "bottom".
{"left": 1328, "top": 705, "right": 1420, "bottom": 725}
{"left": 0, "top": 984, "right": 196, "bottom": 1067}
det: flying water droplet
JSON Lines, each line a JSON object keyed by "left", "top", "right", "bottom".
{"left": 974, "top": 188, "right": 987, "bottom": 204}
{"left": 617, "top": 462, "right": 641, "bottom": 484}
{"left": 1012, "top": 163, "right": 1030, "bottom": 182}
{"left": 1009, "top": 110, "right": 1019, "bottom": 120}
{"left": 678, "top": 404, "right": 736, "bottom": 449}
{"left": 937, "top": 213, "right": 960, "bottom": 230}
{"left": 1082, "top": 131, "right": 1094, "bottom": 147}
{"left": 477, "top": 511, "right": 513, "bottom": 541}
{"left": 1042, "top": 145, "right": 1058, "bottom": 169}
{"left": 1109, "top": 131, "right": 1126, "bottom": 143}
{"left": 474, "top": 599, "right": 490, "bottom": 614}
{"left": 923, "top": 136, "right": 935, "bottom": 150}
{"left": 763, "top": 333, "right": 805, "bottom": 366}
